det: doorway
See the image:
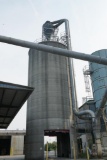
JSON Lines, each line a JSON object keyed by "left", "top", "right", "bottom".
{"left": 0, "top": 136, "right": 11, "bottom": 155}
{"left": 44, "top": 130, "right": 71, "bottom": 158}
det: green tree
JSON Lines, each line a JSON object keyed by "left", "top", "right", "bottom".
{"left": 44, "top": 141, "right": 57, "bottom": 151}
{"left": 51, "top": 141, "right": 57, "bottom": 150}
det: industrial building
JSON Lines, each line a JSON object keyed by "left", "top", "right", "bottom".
{"left": 0, "top": 19, "right": 107, "bottom": 160}
{"left": 0, "top": 130, "right": 25, "bottom": 156}
{"left": 0, "top": 81, "right": 33, "bottom": 156}
{"left": 76, "top": 99, "right": 107, "bottom": 157}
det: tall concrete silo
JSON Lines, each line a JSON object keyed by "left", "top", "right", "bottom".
{"left": 25, "top": 20, "right": 75, "bottom": 160}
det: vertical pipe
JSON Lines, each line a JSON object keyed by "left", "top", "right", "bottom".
{"left": 10, "top": 147, "right": 13, "bottom": 155}
{"left": 65, "top": 19, "right": 78, "bottom": 111}
{"left": 65, "top": 19, "right": 78, "bottom": 158}
{"left": 102, "top": 109, "right": 107, "bottom": 131}
{"left": 86, "top": 147, "right": 90, "bottom": 160}
{"left": 64, "top": 19, "right": 71, "bottom": 50}
{"left": 46, "top": 142, "right": 48, "bottom": 160}
{"left": 73, "top": 141, "right": 76, "bottom": 160}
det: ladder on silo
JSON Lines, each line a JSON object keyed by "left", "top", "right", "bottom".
{"left": 83, "top": 65, "right": 91, "bottom": 95}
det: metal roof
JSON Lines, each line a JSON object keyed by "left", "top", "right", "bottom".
{"left": 0, "top": 81, "right": 34, "bottom": 129}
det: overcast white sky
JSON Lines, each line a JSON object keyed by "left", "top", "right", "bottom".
{"left": 0, "top": 0, "right": 107, "bottom": 130}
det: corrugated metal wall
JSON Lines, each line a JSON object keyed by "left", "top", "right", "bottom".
{"left": 25, "top": 41, "right": 71, "bottom": 160}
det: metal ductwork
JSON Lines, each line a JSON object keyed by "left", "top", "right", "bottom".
{"left": 0, "top": 19, "right": 107, "bottom": 158}
{"left": 0, "top": 26, "right": 99, "bottom": 132}
{"left": 0, "top": 35, "right": 107, "bottom": 65}
{"left": 62, "top": 19, "right": 95, "bottom": 124}
{"left": 73, "top": 108, "right": 95, "bottom": 123}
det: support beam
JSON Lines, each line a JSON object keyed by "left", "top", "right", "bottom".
{"left": 0, "top": 115, "right": 11, "bottom": 118}
{"left": 0, "top": 104, "right": 18, "bottom": 108}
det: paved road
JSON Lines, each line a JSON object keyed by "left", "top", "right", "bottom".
{"left": 0, "top": 155, "right": 24, "bottom": 160}
{"left": 0, "top": 155, "right": 105, "bottom": 160}
{"left": 48, "top": 158, "right": 107, "bottom": 160}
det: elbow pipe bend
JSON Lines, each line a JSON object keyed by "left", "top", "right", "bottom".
{"left": 73, "top": 108, "right": 95, "bottom": 123}
{"left": 78, "top": 115, "right": 92, "bottom": 120}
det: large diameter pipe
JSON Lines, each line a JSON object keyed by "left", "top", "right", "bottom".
{"left": 0, "top": 34, "right": 96, "bottom": 122}
{"left": 64, "top": 19, "right": 96, "bottom": 123}
{"left": 0, "top": 35, "right": 107, "bottom": 65}
{"left": 65, "top": 19, "right": 78, "bottom": 159}
{"left": 73, "top": 108, "right": 95, "bottom": 123}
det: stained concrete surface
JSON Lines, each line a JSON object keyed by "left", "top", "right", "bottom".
{"left": 48, "top": 158, "right": 107, "bottom": 160}
{"left": 0, "top": 155, "right": 24, "bottom": 160}
{"left": 0, "top": 155, "right": 105, "bottom": 160}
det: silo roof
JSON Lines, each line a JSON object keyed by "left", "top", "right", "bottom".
{"left": 0, "top": 81, "right": 34, "bottom": 129}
